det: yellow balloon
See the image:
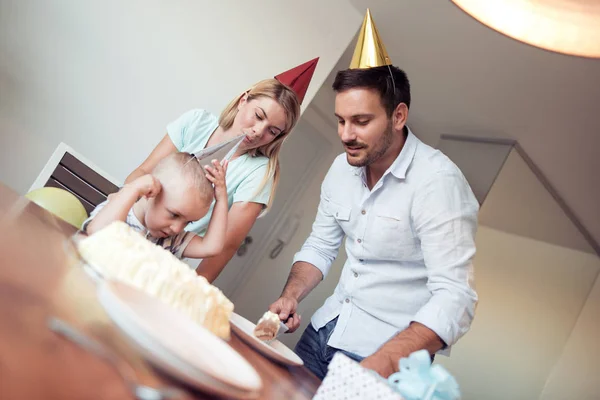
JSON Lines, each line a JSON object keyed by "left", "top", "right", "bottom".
{"left": 26, "top": 187, "right": 88, "bottom": 229}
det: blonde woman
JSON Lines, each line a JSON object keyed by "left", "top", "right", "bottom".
{"left": 125, "top": 58, "right": 318, "bottom": 282}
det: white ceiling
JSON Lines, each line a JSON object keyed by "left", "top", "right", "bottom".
{"left": 480, "top": 148, "right": 595, "bottom": 254}
{"left": 308, "top": 0, "right": 600, "bottom": 252}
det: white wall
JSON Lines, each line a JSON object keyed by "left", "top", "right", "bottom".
{"left": 540, "top": 273, "right": 600, "bottom": 400}
{"left": 438, "top": 226, "right": 600, "bottom": 400}
{"left": 0, "top": 0, "right": 361, "bottom": 193}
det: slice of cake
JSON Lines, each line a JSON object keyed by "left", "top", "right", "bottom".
{"left": 254, "top": 310, "right": 282, "bottom": 341}
{"left": 77, "top": 221, "right": 233, "bottom": 339}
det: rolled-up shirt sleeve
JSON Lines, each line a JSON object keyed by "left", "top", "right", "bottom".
{"left": 292, "top": 171, "right": 346, "bottom": 279}
{"left": 410, "top": 171, "right": 479, "bottom": 347}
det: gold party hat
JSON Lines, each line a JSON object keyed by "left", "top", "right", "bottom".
{"left": 349, "top": 9, "right": 392, "bottom": 69}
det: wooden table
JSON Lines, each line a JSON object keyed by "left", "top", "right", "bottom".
{"left": 0, "top": 183, "right": 321, "bottom": 400}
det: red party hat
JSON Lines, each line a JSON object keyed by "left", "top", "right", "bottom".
{"left": 274, "top": 57, "right": 319, "bottom": 104}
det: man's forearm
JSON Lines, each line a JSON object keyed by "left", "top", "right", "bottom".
{"left": 281, "top": 261, "right": 323, "bottom": 303}
{"left": 360, "top": 322, "right": 444, "bottom": 377}
{"left": 380, "top": 323, "right": 443, "bottom": 365}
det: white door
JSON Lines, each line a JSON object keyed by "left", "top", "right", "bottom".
{"left": 213, "top": 117, "right": 331, "bottom": 298}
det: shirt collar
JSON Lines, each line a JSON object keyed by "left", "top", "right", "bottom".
{"left": 348, "top": 126, "right": 418, "bottom": 180}
{"left": 390, "top": 127, "right": 418, "bottom": 179}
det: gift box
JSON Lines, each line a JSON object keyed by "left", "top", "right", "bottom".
{"left": 313, "top": 350, "right": 461, "bottom": 400}
{"left": 313, "top": 352, "right": 404, "bottom": 400}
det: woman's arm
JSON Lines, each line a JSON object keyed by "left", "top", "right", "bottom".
{"left": 126, "top": 134, "right": 178, "bottom": 184}
{"left": 195, "top": 201, "right": 263, "bottom": 283}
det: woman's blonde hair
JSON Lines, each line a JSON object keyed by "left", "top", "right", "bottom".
{"left": 219, "top": 78, "right": 301, "bottom": 212}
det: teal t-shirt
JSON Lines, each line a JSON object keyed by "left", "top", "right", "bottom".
{"left": 167, "top": 109, "right": 273, "bottom": 235}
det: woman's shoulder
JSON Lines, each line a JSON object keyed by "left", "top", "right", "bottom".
{"left": 178, "top": 108, "right": 219, "bottom": 128}
{"left": 167, "top": 108, "right": 219, "bottom": 151}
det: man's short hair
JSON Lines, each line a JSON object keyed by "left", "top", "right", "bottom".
{"left": 332, "top": 65, "right": 411, "bottom": 117}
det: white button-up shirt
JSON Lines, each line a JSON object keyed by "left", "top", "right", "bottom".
{"left": 293, "top": 130, "right": 479, "bottom": 357}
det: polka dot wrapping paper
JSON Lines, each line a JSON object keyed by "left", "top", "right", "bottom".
{"left": 313, "top": 352, "right": 404, "bottom": 400}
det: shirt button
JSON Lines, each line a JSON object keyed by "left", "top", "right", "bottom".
{"left": 345, "top": 298, "right": 350, "bottom": 303}
{"left": 357, "top": 238, "right": 362, "bottom": 243}
{"left": 354, "top": 272, "right": 358, "bottom": 278}
{"left": 361, "top": 210, "right": 366, "bottom": 215}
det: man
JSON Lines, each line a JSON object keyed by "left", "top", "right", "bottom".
{"left": 269, "top": 10, "right": 479, "bottom": 380}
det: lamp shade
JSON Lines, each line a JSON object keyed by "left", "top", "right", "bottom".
{"left": 451, "top": 0, "right": 600, "bottom": 58}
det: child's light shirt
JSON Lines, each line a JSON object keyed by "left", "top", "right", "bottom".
{"left": 82, "top": 201, "right": 195, "bottom": 259}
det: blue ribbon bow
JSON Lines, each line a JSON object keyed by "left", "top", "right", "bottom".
{"left": 387, "top": 350, "right": 461, "bottom": 400}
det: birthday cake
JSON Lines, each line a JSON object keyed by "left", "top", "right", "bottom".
{"left": 77, "top": 221, "right": 233, "bottom": 339}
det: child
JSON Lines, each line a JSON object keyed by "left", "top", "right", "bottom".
{"left": 83, "top": 152, "right": 228, "bottom": 259}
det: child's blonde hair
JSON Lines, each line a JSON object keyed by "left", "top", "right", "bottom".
{"left": 152, "top": 152, "right": 213, "bottom": 207}
{"left": 219, "top": 78, "right": 300, "bottom": 213}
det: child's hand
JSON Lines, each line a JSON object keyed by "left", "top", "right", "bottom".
{"left": 205, "top": 159, "right": 228, "bottom": 201}
{"left": 128, "top": 174, "right": 162, "bottom": 199}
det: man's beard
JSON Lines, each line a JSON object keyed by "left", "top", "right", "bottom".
{"left": 344, "top": 121, "right": 394, "bottom": 167}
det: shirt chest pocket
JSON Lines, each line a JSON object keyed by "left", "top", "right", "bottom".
{"left": 332, "top": 204, "right": 350, "bottom": 221}
{"left": 328, "top": 201, "right": 353, "bottom": 230}
{"left": 368, "top": 212, "right": 419, "bottom": 260}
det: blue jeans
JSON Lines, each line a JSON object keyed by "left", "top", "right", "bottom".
{"left": 294, "top": 317, "right": 364, "bottom": 380}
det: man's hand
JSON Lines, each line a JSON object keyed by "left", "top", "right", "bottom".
{"left": 269, "top": 296, "right": 301, "bottom": 333}
{"left": 360, "top": 351, "right": 396, "bottom": 378}
{"left": 267, "top": 262, "right": 324, "bottom": 334}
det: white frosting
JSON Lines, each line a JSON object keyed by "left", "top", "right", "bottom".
{"left": 78, "top": 221, "right": 233, "bottom": 339}
{"left": 254, "top": 310, "right": 281, "bottom": 340}
{"left": 260, "top": 311, "right": 280, "bottom": 324}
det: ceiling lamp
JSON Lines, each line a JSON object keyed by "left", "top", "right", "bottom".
{"left": 451, "top": 0, "right": 600, "bottom": 58}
